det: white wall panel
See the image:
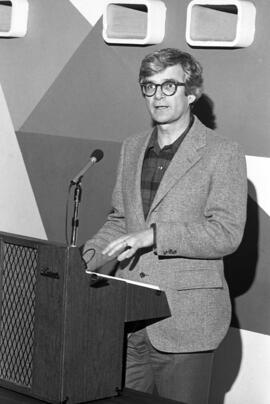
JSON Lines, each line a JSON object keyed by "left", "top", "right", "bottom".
{"left": 246, "top": 155, "right": 270, "bottom": 216}
{"left": 0, "top": 84, "right": 47, "bottom": 239}
{"left": 69, "top": 0, "right": 108, "bottom": 25}
{"left": 225, "top": 328, "right": 270, "bottom": 404}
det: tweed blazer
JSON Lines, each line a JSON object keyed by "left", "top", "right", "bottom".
{"left": 83, "top": 116, "right": 247, "bottom": 353}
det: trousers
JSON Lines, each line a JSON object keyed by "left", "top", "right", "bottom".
{"left": 125, "top": 328, "right": 214, "bottom": 404}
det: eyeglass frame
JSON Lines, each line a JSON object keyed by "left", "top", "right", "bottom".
{"left": 140, "top": 79, "right": 186, "bottom": 97}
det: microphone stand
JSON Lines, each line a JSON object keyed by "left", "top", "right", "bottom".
{"left": 68, "top": 149, "right": 103, "bottom": 247}
{"left": 70, "top": 178, "right": 82, "bottom": 247}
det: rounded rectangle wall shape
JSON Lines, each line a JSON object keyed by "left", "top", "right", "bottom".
{"left": 0, "top": 0, "right": 29, "bottom": 37}
{"left": 186, "top": 0, "right": 256, "bottom": 48}
{"left": 102, "top": 0, "right": 167, "bottom": 45}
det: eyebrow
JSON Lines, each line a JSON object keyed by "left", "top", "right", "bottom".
{"left": 142, "top": 79, "right": 179, "bottom": 84}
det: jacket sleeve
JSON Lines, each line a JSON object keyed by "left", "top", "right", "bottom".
{"left": 155, "top": 141, "right": 247, "bottom": 259}
{"left": 82, "top": 141, "right": 127, "bottom": 271}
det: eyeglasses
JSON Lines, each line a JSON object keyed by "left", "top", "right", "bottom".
{"left": 140, "top": 80, "right": 185, "bottom": 97}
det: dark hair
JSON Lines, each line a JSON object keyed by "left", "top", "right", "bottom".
{"left": 139, "top": 48, "right": 203, "bottom": 101}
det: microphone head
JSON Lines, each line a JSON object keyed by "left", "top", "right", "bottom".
{"left": 90, "top": 149, "right": 104, "bottom": 162}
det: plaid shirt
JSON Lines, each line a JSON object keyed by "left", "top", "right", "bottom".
{"left": 141, "top": 115, "right": 194, "bottom": 219}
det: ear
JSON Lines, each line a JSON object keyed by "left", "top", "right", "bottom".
{"left": 187, "top": 94, "right": 196, "bottom": 105}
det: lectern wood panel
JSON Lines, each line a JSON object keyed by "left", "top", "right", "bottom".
{"left": 61, "top": 247, "right": 126, "bottom": 403}
{"left": 0, "top": 232, "right": 170, "bottom": 403}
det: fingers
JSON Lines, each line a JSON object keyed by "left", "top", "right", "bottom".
{"left": 102, "top": 229, "right": 153, "bottom": 261}
{"left": 117, "top": 246, "right": 136, "bottom": 262}
{"left": 102, "top": 236, "right": 131, "bottom": 257}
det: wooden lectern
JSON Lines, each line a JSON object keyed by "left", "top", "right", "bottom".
{"left": 0, "top": 232, "right": 170, "bottom": 404}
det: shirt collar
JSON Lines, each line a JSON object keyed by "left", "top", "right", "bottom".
{"left": 147, "top": 114, "right": 195, "bottom": 155}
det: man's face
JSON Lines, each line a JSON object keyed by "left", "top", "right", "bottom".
{"left": 142, "top": 64, "right": 195, "bottom": 125}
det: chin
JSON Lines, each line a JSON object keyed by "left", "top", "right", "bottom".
{"left": 151, "top": 113, "right": 171, "bottom": 123}
{"left": 153, "top": 118, "right": 172, "bottom": 125}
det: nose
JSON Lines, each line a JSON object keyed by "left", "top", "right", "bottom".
{"left": 154, "top": 85, "right": 165, "bottom": 99}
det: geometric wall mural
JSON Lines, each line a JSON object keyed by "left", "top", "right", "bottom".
{"left": 69, "top": 0, "right": 109, "bottom": 26}
{"left": 0, "top": 1, "right": 269, "bottom": 403}
{"left": 0, "top": 0, "right": 92, "bottom": 131}
{"left": 0, "top": 85, "right": 47, "bottom": 239}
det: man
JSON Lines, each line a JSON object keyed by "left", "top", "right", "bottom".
{"left": 83, "top": 48, "right": 247, "bottom": 404}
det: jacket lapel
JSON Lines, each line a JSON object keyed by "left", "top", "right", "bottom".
{"left": 126, "top": 117, "right": 207, "bottom": 225}
{"left": 146, "top": 117, "right": 207, "bottom": 219}
{"left": 126, "top": 130, "right": 153, "bottom": 225}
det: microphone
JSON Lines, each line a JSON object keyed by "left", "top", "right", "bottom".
{"left": 70, "top": 149, "right": 104, "bottom": 184}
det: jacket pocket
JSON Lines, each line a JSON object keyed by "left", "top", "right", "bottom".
{"left": 159, "top": 268, "right": 223, "bottom": 291}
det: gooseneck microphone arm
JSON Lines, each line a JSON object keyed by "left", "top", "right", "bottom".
{"left": 70, "top": 149, "right": 104, "bottom": 185}
{"left": 69, "top": 149, "right": 104, "bottom": 247}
